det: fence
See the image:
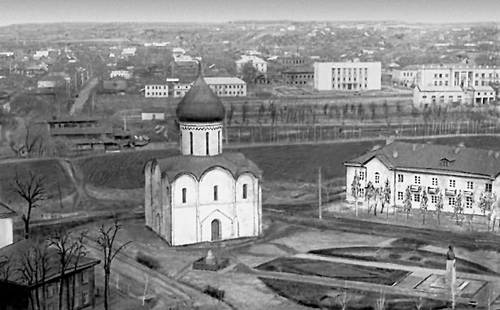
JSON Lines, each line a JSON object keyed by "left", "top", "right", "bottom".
{"left": 225, "top": 120, "right": 500, "bottom": 145}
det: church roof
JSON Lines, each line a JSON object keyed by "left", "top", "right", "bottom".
{"left": 155, "top": 152, "right": 262, "bottom": 181}
{"left": 176, "top": 63, "right": 226, "bottom": 123}
{"left": 0, "top": 202, "right": 16, "bottom": 219}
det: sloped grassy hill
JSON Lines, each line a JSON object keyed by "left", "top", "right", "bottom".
{"left": 73, "top": 135, "right": 500, "bottom": 190}
{"left": 0, "top": 158, "right": 75, "bottom": 204}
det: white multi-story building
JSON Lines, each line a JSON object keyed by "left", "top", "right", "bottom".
{"left": 204, "top": 77, "right": 247, "bottom": 97}
{"left": 313, "top": 61, "right": 381, "bottom": 91}
{"left": 121, "top": 47, "right": 137, "bottom": 57}
{"left": 0, "top": 202, "right": 15, "bottom": 248}
{"left": 110, "top": 70, "right": 132, "bottom": 80}
{"left": 145, "top": 84, "right": 169, "bottom": 98}
{"left": 391, "top": 65, "right": 419, "bottom": 87}
{"left": 345, "top": 142, "right": 500, "bottom": 215}
{"left": 235, "top": 55, "right": 268, "bottom": 74}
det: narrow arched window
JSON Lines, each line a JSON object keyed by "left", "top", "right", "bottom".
{"left": 242, "top": 184, "right": 248, "bottom": 199}
{"left": 213, "top": 185, "right": 218, "bottom": 201}
{"left": 218, "top": 131, "right": 221, "bottom": 153}
{"left": 182, "top": 188, "right": 187, "bottom": 203}
{"left": 189, "top": 132, "right": 193, "bottom": 155}
{"left": 206, "top": 132, "right": 209, "bottom": 155}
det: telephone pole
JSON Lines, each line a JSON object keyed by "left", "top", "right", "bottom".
{"left": 318, "top": 167, "right": 322, "bottom": 220}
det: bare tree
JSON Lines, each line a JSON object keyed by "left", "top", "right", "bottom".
{"left": 19, "top": 241, "right": 50, "bottom": 310}
{"left": 49, "top": 232, "right": 87, "bottom": 310}
{"left": 403, "top": 186, "right": 412, "bottom": 221}
{"left": 435, "top": 189, "right": 444, "bottom": 225}
{"left": 351, "top": 171, "right": 362, "bottom": 217}
{"left": 0, "top": 254, "right": 11, "bottom": 281}
{"left": 420, "top": 189, "right": 428, "bottom": 225}
{"left": 96, "top": 220, "right": 132, "bottom": 310}
{"left": 12, "top": 170, "right": 47, "bottom": 239}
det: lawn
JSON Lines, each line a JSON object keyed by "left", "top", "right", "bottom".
{"left": 259, "top": 278, "right": 457, "bottom": 310}
{"left": 309, "top": 246, "right": 497, "bottom": 275}
{"left": 0, "top": 158, "right": 76, "bottom": 204}
{"left": 256, "top": 257, "right": 410, "bottom": 286}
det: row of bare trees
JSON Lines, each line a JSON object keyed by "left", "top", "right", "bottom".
{"left": 9, "top": 169, "right": 129, "bottom": 310}
{"left": 350, "top": 170, "right": 497, "bottom": 228}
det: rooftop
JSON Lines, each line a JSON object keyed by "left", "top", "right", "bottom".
{"left": 346, "top": 141, "right": 500, "bottom": 178}
{"left": 204, "top": 77, "right": 246, "bottom": 85}
{"left": 0, "top": 239, "right": 100, "bottom": 287}
{"left": 176, "top": 64, "right": 225, "bottom": 123}
{"left": 155, "top": 152, "right": 262, "bottom": 181}
{"left": 0, "top": 202, "right": 16, "bottom": 219}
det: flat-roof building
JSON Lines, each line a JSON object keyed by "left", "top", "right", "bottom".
{"left": 314, "top": 61, "right": 381, "bottom": 91}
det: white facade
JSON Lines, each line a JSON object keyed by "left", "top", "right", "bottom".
{"left": 179, "top": 122, "right": 223, "bottom": 156}
{"left": 173, "top": 83, "right": 192, "bottom": 98}
{"left": 346, "top": 145, "right": 500, "bottom": 215}
{"left": 0, "top": 217, "right": 13, "bottom": 248}
{"left": 121, "top": 47, "right": 137, "bottom": 57}
{"left": 141, "top": 112, "right": 165, "bottom": 121}
{"left": 314, "top": 61, "right": 382, "bottom": 91}
{"left": 110, "top": 70, "right": 132, "bottom": 80}
{"left": 204, "top": 77, "right": 247, "bottom": 97}
{"left": 413, "top": 85, "right": 495, "bottom": 108}
{"left": 236, "top": 56, "right": 268, "bottom": 74}
{"left": 145, "top": 84, "right": 169, "bottom": 98}
{"left": 392, "top": 68, "right": 418, "bottom": 87}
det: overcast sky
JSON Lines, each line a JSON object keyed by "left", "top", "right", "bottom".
{"left": 0, "top": 0, "right": 498, "bottom": 26}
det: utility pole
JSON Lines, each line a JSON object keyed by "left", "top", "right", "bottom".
{"left": 318, "top": 167, "right": 322, "bottom": 220}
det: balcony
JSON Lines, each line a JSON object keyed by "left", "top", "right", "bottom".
{"left": 427, "top": 187, "right": 438, "bottom": 194}
{"left": 410, "top": 185, "right": 421, "bottom": 192}
{"left": 445, "top": 189, "right": 457, "bottom": 196}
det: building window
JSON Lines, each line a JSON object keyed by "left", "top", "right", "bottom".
{"left": 374, "top": 172, "right": 380, "bottom": 184}
{"left": 431, "top": 195, "right": 437, "bottom": 204}
{"left": 359, "top": 171, "right": 365, "bottom": 180}
{"left": 449, "top": 197, "right": 456, "bottom": 206}
{"left": 206, "top": 132, "right": 210, "bottom": 155}
{"left": 449, "top": 179, "right": 456, "bottom": 188}
{"left": 414, "top": 176, "right": 421, "bottom": 184}
{"left": 182, "top": 188, "right": 187, "bottom": 203}
{"left": 243, "top": 184, "right": 248, "bottom": 199}
{"left": 397, "top": 191, "right": 404, "bottom": 200}
{"left": 414, "top": 193, "right": 420, "bottom": 202}
{"left": 359, "top": 188, "right": 365, "bottom": 196}
{"left": 82, "top": 291, "right": 90, "bottom": 305}
{"left": 432, "top": 177, "right": 438, "bottom": 186}
{"left": 189, "top": 132, "right": 193, "bottom": 155}
{"left": 213, "top": 185, "right": 218, "bottom": 201}
{"left": 465, "top": 196, "right": 473, "bottom": 208}
{"left": 81, "top": 271, "right": 89, "bottom": 284}
{"left": 467, "top": 181, "right": 473, "bottom": 190}
{"left": 397, "top": 174, "right": 404, "bottom": 183}
{"left": 486, "top": 183, "right": 492, "bottom": 192}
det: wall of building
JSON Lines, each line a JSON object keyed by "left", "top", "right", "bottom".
{"left": 180, "top": 122, "right": 223, "bottom": 156}
{"left": 0, "top": 217, "right": 13, "bottom": 248}
{"left": 346, "top": 156, "right": 498, "bottom": 215}
{"left": 314, "top": 62, "right": 381, "bottom": 91}
{"left": 208, "top": 83, "right": 247, "bottom": 97}
{"left": 145, "top": 84, "right": 168, "bottom": 98}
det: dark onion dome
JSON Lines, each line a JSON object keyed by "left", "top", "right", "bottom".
{"left": 176, "top": 73, "right": 226, "bottom": 123}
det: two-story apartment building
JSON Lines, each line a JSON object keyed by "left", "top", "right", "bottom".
{"left": 0, "top": 239, "right": 100, "bottom": 310}
{"left": 345, "top": 142, "right": 500, "bottom": 214}
{"left": 144, "top": 83, "right": 168, "bottom": 98}
{"left": 204, "top": 77, "right": 247, "bottom": 97}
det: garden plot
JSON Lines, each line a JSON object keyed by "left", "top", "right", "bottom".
{"left": 257, "top": 257, "right": 410, "bottom": 286}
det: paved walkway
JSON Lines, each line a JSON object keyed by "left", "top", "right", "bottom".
{"left": 252, "top": 252, "right": 500, "bottom": 307}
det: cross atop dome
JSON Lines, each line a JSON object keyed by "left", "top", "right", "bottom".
{"left": 176, "top": 61, "right": 225, "bottom": 123}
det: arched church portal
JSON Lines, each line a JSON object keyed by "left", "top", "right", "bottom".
{"left": 211, "top": 219, "right": 221, "bottom": 241}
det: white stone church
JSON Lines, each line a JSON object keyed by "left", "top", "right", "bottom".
{"left": 144, "top": 69, "right": 262, "bottom": 246}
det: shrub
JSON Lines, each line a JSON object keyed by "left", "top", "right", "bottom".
{"left": 136, "top": 251, "right": 160, "bottom": 270}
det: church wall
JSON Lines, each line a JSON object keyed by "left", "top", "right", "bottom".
{"left": 200, "top": 209, "right": 234, "bottom": 242}
{"left": 144, "top": 161, "right": 153, "bottom": 228}
{"left": 236, "top": 174, "right": 259, "bottom": 237}
{"left": 180, "top": 122, "right": 223, "bottom": 156}
{"left": 161, "top": 176, "right": 172, "bottom": 243}
{"left": 199, "top": 168, "right": 234, "bottom": 205}
{"left": 151, "top": 165, "right": 163, "bottom": 236}
{"left": 171, "top": 174, "right": 198, "bottom": 245}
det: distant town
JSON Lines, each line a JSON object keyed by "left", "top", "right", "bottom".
{"left": 0, "top": 20, "right": 499, "bottom": 310}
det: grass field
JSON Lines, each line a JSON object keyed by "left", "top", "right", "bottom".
{"left": 256, "top": 257, "right": 410, "bottom": 285}
{"left": 73, "top": 135, "right": 500, "bottom": 190}
{"left": 0, "top": 158, "right": 76, "bottom": 204}
{"left": 259, "top": 278, "right": 454, "bottom": 310}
